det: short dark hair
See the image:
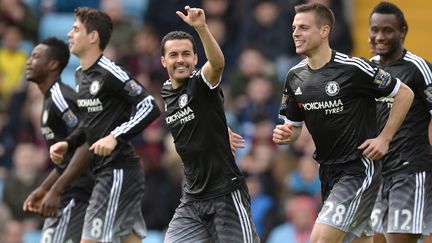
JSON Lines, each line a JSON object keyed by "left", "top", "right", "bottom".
{"left": 161, "top": 31, "right": 197, "bottom": 56}
{"left": 294, "top": 3, "right": 335, "bottom": 34}
{"left": 41, "top": 37, "right": 70, "bottom": 72}
{"left": 74, "top": 7, "right": 113, "bottom": 50}
{"left": 370, "top": 2, "right": 408, "bottom": 34}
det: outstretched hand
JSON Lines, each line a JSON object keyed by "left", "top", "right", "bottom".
{"left": 176, "top": 5, "right": 206, "bottom": 28}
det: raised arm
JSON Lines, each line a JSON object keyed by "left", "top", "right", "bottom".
{"left": 177, "top": 6, "right": 224, "bottom": 85}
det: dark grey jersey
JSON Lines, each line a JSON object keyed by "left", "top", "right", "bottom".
{"left": 73, "top": 55, "right": 160, "bottom": 171}
{"left": 41, "top": 81, "right": 93, "bottom": 204}
{"left": 373, "top": 50, "right": 432, "bottom": 176}
{"left": 280, "top": 51, "right": 400, "bottom": 165}
{"left": 161, "top": 70, "right": 244, "bottom": 200}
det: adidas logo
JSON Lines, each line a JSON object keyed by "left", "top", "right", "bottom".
{"left": 295, "top": 87, "right": 302, "bottom": 95}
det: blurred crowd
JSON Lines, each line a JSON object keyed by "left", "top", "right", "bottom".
{"left": 0, "top": 0, "right": 354, "bottom": 242}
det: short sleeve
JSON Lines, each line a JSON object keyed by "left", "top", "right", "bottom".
{"left": 279, "top": 73, "right": 303, "bottom": 127}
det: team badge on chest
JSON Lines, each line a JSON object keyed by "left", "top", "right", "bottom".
{"left": 325, "top": 81, "right": 340, "bottom": 97}
{"left": 179, "top": 94, "right": 188, "bottom": 108}
{"left": 90, "top": 80, "right": 101, "bottom": 95}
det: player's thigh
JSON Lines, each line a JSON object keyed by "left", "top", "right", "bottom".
{"left": 121, "top": 231, "right": 142, "bottom": 243}
{"left": 386, "top": 233, "right": 418, "bottom": 243}
{"left": 164, "top": 200, "right": 213, "bottom": 243}
{"left": 80, "top": 239, "right": 98, "bottom": 243}
{"left": 310, "top": 223, "right": 345, "bottom": 243}
{"left": 350, "top": 235, "right": 373, "bottom": 243}
{"left": 41, "top": 199, "right": 87, "bottom": 243}
{"left": 82, "top": 167, "right": 146, "bottom": 243}
{"left": 423, "top": 235, "right": 432, "bottom": 243}
{"left": 372, "top": 233, "right": 387, "bottom": 243}
{"left": 213, "top": 188, "right": 260, "bottom": 243}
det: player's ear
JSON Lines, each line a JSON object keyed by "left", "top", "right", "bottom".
{"left": 89, "top": 30, "right": 99, "bottom": 45}
{"left": 48, "top": 60, "right": 59, "bottom": 71}
{"left": 401, "top": 26, "right": 407, "bottom": 41}
{"left": 161, "top": 56, "right": 167, "bottom": 68}
{"left": 321, "top": 25, "right": 330, "bottom": 39}
{"left": 193, "top": 53, "right": 198, "bottom": 66}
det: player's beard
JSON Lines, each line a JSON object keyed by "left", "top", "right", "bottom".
{"left": 375, "top": 40, "right": 402, "bottom": 60}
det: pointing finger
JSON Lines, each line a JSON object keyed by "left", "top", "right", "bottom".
{"left": 176, "top": 11, "right": 186, "bottom": 20}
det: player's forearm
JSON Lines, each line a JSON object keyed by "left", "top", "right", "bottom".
{"left": 51, "top": 143, "right": 91, "bottom": 194}
{"left": 195, "top": 25, "right": 225, "bottom": 71}
{"left": 289, "top": 125, "right": 302, "bottom": 144}
{"left": 380, "top": 83, "right": 413, "bottom": 141}
{"left": 65, "top": 125, "right": 86, "bottom": 152}
{"left": 39, "top": 169, "right": 60, "bottom": 191}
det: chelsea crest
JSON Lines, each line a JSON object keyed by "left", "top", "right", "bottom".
{"left": 325, "top": 81, "right": 340, "bottom": 97}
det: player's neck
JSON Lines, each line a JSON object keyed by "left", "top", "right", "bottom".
{"left": 379, "top": 47, "right": 404, "bottom": 64}
{"left": 38, "top": 75, "right": 60, "bottom": 95}
{"left": 79, "top": 49, "right": 103, "bottom": 70}
{"left": 307, "top": 45, "right": 332, "bottom": 70}
{"left": 171, "top": 78, "right": 184, "bottom": 90}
